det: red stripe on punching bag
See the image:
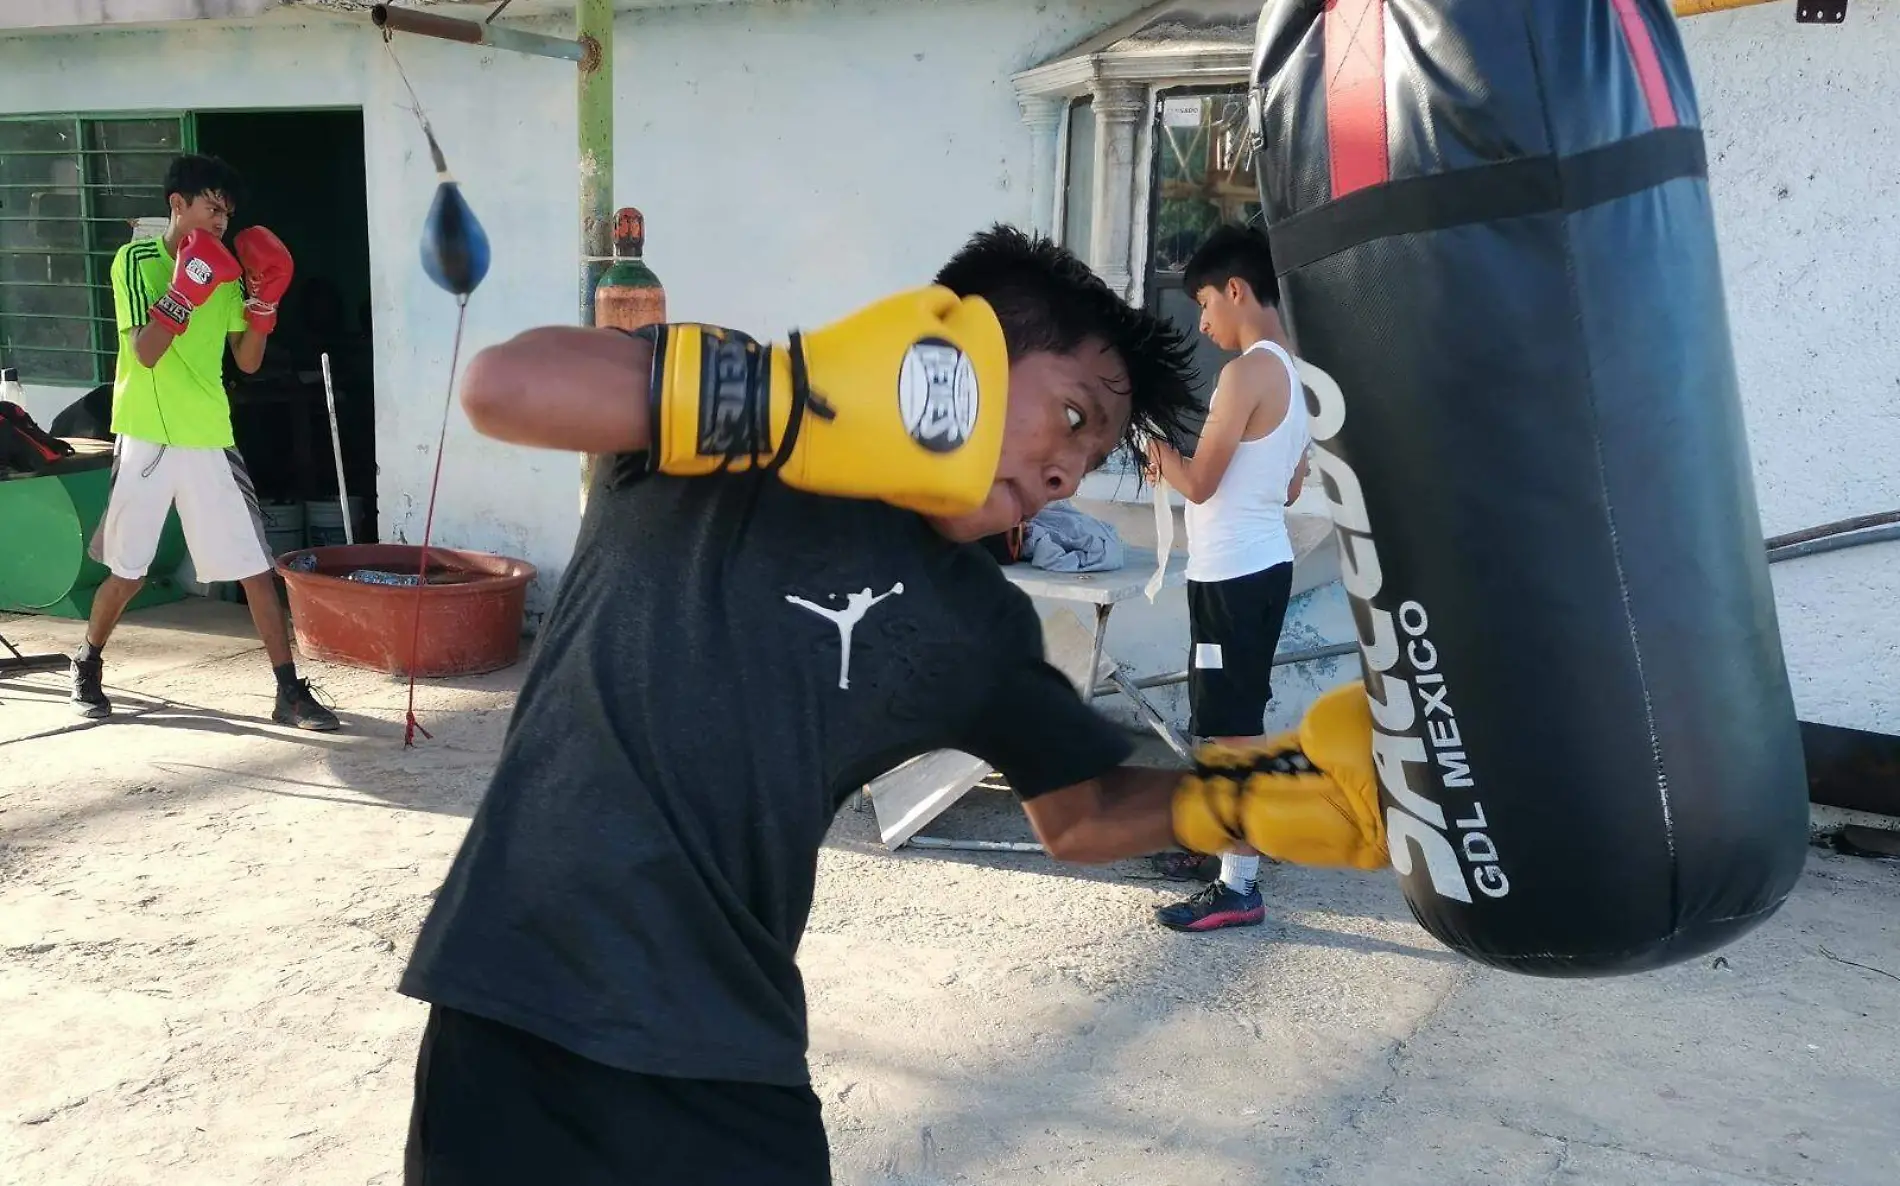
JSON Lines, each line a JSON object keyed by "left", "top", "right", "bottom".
{"left": 1610, "top": 0, "right": 1680, "bottom": 129}
{"left": 1323, "top": 0, "right": 1389, "bottom": 199}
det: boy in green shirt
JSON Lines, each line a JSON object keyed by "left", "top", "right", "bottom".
{"left": 70, "top": 154, "right": 336, "bottom": 732}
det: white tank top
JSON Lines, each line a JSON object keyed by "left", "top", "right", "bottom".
{"left": 1182, "top": 339, "right": 1311, "bottom": 584}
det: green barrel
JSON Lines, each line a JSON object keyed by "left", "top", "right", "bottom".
{"left": 0, "top": 452, "right": 187, "bottom": 618}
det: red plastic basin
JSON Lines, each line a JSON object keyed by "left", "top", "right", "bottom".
{"left": 275, "top": 544, "right": 536, "bottom": 678}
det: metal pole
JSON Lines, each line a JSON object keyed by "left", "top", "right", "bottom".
{"left": 905, "top": 837, "right": 1047, "bottom": 854}
{"left": 1089, "top": 641, "right": 1360, "bottom": 699}
{"left": 320, "top": 352, "right": 355, "bottom": 545}
{"left": 577, "top": 0, "right": 614, "bottom": 326}
{"left": 1107, "top": 669, "right": 1194, "bottom": 763}
{"left": 367, "top": 2, "right": 616, "bottom": 507}
{"left": 370, "top": 4, "right": 588, "bottom": 63}
{"left": 576, "top": 0, "right": 615, "bottom": 505}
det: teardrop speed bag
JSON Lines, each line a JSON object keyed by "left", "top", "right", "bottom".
{"left": 1249, "top": 0, "right": 1810, "bottom": 975}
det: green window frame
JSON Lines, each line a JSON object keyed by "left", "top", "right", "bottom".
{"left": 0, "top": 111, "right": 197, "bottom": 387}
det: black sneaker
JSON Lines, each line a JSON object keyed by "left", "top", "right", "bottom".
{"left": 273, "top": 678, "right": 340, "bottom": 732}
{"left": 70, "top": 654, "right": 111, "bottom": 719}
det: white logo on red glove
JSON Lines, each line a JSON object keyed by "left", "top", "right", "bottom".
{"left": 185, "top": 258, "right": 215, "bottom": 286}
{"left": 898, "top": 338, "right": 979, "bottom": 454}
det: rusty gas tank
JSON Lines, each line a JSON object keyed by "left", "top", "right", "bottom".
{"left": 594, "top": 207, "right": 665, "bottom": 332}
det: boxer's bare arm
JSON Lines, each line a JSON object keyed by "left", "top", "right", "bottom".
{"left": 460, "top": 326, "right": 653, "bottom": 453}
{"left": 1150, "top": 350, "right": 1287, "bottom": 503}
{"left": 1286, "top": 450, "right": 1310, "bottom": 506}
{"left": 1019, "top": 766, "right": 1187, "bottom": 864}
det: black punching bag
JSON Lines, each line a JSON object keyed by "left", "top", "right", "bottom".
{"left": 1250, "top": 0, "right": 1809, "bottom": 975}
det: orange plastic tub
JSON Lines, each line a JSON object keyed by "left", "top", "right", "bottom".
{"left": 275, "top": 544, "right": 536, "bottom": 677}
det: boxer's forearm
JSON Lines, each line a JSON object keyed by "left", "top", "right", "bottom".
{"left": 461, "top": 326, "right": 651, "bottom": 454}
{"left": 1020, "top": 766, "right": 1184, "bottom": 864}
{"left": 231, "top": 328, "right": 267, "bottom": 375}
{"left": 133, "top": 322, "right": 175, "bottom": 369}
{"left": 1162, "top": 456, "right": 1208, "bottom": 503}
{"left": 1152, "top": 445, "right": 1213, "bottom": 504}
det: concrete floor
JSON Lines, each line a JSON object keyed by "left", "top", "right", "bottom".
{"left": 1, "top": 600, "right": 1896, "bottom": 1186}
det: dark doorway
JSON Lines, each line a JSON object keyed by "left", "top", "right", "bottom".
{"left": 195, "top": 108, "right": 375, "bottom": 545}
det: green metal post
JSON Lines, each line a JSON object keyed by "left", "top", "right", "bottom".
{"left": 578, "top": 0, "right": 614, "bottom": 325}
{"left": 577, "top": 0, "right": 614, "bottom": 502}
{"left": 365, "top": 1, "right": 614, "bottom": 502}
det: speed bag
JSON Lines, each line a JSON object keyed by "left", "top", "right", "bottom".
{"left": 1250, "top": 0, "right": 1809, "bottom": 975}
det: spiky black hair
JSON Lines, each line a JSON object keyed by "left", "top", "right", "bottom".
{"left": 1183, "top": 223, "right": 1279, "bottom": 308}
{"left": 163, "top": 154, "right": 245, "bottom": 209}
{"left": 934, "top": 223, "right": 1199, "bottom": 463}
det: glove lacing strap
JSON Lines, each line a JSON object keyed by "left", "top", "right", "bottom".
{"left": 1196, "top": 745, "right": 1320, "bottom": 844}
{"left": 768, "top": 330, "right": 836, "bottom": 473}
{"left": 628, "top": 323, "right": 837, "bottom": 475}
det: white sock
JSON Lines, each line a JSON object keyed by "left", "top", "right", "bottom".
{"left": 1220, "top": 853, "right": 1260, "bottom": 896}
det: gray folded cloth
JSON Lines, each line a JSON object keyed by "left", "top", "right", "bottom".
{"left": 1024, "top": 501, "right": 1125, "bottom": 572}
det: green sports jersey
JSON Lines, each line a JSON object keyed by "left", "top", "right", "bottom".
{"left": 109, "top": 235, "right": 248, "bottom": 448}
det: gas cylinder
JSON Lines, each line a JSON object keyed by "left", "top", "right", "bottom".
{"left": 584, "top": 207, "right": 666, "bottom": 496}
{"left": 594, "top": 207, "right": 665, "bottom": 332}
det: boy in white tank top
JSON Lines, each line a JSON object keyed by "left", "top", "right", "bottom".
{"left": 1145, "top": 225, "right": 1310, "bottom": 934}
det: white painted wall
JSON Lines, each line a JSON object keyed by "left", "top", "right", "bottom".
{"left": 2, "top": 1, "right": 1894, "bottom": 736}
{"left": 1680, "top": 4, "right": 1900, "bottom": 734}
{"left": 0, "top": 0, "right": 1149, "bottom": 622}
{"left": 0, "top": 15, "right": 582, "bottom": 610}
{"left": 608, "top": 0, "right": 1146, "bottom": 333}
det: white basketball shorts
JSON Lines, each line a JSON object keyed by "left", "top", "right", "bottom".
{"left": 87, "top": 436, "right": 274, "bottom": 583}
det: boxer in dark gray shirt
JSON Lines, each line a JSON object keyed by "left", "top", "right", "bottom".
{"left": 399, "top": 226, "right": 1203, "bottom": 1185}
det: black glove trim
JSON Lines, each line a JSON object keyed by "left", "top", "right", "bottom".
{"left": 772, "top": 330, "right": 836, "bottom": 475}
{"left": 624, "top": 322, "right": 841, "bottom": 479}
{"left": 628, "top": 323, "right": 667, "bottom": 477}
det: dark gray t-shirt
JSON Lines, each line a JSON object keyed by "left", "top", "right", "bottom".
{"left": 399, "top": 459, "right": 1133, "bottom": 1086}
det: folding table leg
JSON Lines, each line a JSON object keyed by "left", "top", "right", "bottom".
{"left": 1085, "top": 605, "right": 1110, "bottom": 700}
{"left": 0, "top": 632, "right": 68, "bottom": 677}
{"left": 1107, "top": 669, "right": 1193, "bottom": 763}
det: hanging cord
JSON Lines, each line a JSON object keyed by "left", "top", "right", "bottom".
{"left": 402, "top": 296, "right": 470, "bottom": 747}
{"left": 384, "top": 25, "right": 435, "bottom": 154}
{"left": 383, "top": 24, "right": 479, "bottom": 747}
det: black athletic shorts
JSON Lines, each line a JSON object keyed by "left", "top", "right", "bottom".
{"left": 1186, "top": 561, "right": 1294, "bottom": 739}
{"left": 405, "top": 1006, "right": 832, "bottom": 1185}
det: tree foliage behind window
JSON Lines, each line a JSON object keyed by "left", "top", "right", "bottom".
{"left": 1151, "top": 90, "right": 1261, "bottom": 276}
{"left": 1142, "top": 88, "right": 1264, "bottom": 455}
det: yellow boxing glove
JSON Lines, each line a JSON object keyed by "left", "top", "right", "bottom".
{"left": 632, "top": 286, "right": 1010, "bottom": 517}
{"left": 1171, "top": 682, "right": 1388, "bottom": 870}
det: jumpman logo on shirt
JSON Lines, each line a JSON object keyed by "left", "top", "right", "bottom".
{"left": 785, "top": 583, "right": 906, "bottom": 690}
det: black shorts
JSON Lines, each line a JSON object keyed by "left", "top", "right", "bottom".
{"left": 1186, "top": 561, "right": 1294, "bottom": 739}
{"left": 405, "top": 1006, "right": 832, "bottom": 1186}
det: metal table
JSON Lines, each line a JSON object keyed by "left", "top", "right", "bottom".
{"left": 861, "top": 546, "right": 1360, "bottom": 851}
{"left": 1000, "top": 546, "right": 1194, "bottom": 760}
{"left": 864, "top": 547, "right": 1191, "bottom": 849}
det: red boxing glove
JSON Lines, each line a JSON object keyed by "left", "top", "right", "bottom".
{"left": 150, "top": 229, "right": 242, "bottom": 336}
{"left": 234, "top": 226, "right": 294, "bottom": 334}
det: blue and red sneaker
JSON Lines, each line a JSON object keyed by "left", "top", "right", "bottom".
{"left": 1154, "top": 881, "right": 1265, "bottom": 933}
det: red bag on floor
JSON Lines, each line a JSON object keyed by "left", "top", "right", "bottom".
{"left": 1, "top": 400, "right": 76, "bottom": 474}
